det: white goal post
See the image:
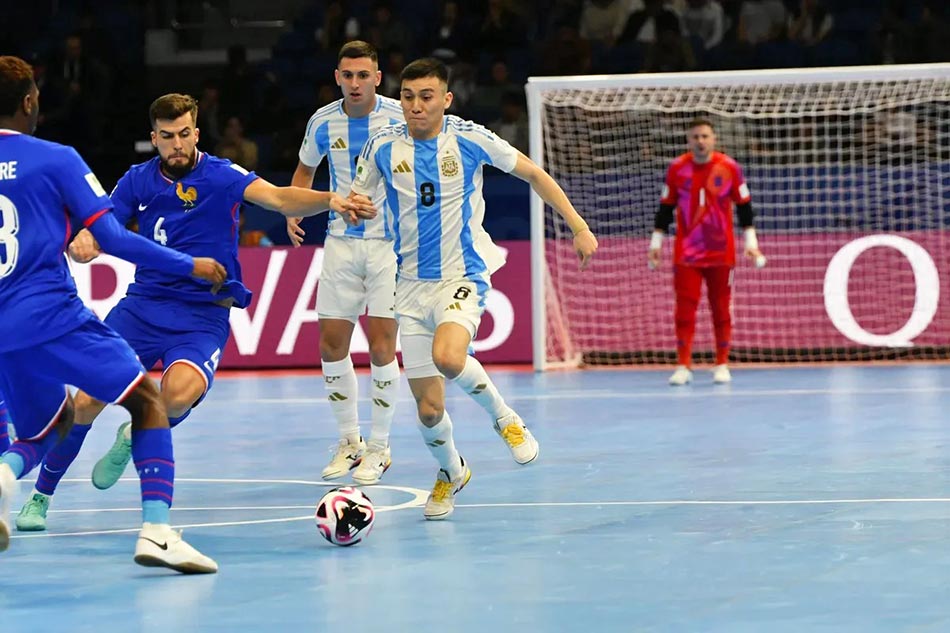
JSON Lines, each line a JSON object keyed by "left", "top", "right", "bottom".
{"left": 526, "top": 64, "right": 950, "bottom": 371}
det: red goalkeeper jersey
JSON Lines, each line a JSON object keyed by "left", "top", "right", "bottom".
{"left": 660, "top": 151, "right": 751, "bottom": 267}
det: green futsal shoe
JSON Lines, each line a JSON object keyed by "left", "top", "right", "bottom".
{"left": 91, "top": 421, "right": 132, "bottom": 490}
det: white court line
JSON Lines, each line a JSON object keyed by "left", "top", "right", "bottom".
{"left": 9, "top": 478, "right": 429, "bottom": 540}
{"left": 221, "top": 385, "right": 950, "bottom": 405}
{"left": 456, "top": 498, "right": 950, "bottom": 509}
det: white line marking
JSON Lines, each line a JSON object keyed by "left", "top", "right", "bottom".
{"left": 9, "top": 478, "right": 428, "bottom": 540}
{"left": 455, "top": 498, "right": 950, "bottom": 509}
{"left": 213, "top": 385, "right": 950, "bottom": 405}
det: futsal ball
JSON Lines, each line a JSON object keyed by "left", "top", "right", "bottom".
{"left": 314, "top": 486, "right": 375, "bottom": 546}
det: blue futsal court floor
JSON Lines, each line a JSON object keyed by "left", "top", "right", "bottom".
{"left": 4, "top": 364, "right": 950, "bottom": 632}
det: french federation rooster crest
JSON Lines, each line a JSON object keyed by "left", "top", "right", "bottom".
{"left": 176, "top": 182, "right": 198, "bottom": 208}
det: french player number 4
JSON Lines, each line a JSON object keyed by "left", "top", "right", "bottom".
{"left": 0, "top": 194, "right": 21, "bottom": 278}
{"left": 153, "top": 216, "right": 168, "bottom": 246}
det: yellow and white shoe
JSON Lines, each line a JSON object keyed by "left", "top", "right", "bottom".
{"left": 493, "top": 411, "right": 539, "bottom": 465}
{"left": 134, "top": 522, "right": 218, "bottom": 574}
{"left": 424, "top": 458, "right": 472, "bottom": 521}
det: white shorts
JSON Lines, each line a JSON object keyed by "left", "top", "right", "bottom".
{"left": 316, "top": 235, "right": 397, "bottom": 322}
{"left": 396, "top": 275, "right": 490, "bottom": 379}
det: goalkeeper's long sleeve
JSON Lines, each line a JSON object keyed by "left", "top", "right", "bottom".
{"left": 737, "top": 202, "right": 754, "bottom": 228}
{"left": 654, "top": 203, "right": 675, "bottom": 231}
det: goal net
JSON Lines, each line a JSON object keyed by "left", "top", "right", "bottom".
{"left": 526, "top": 64, "right": 950, "bottom": 370}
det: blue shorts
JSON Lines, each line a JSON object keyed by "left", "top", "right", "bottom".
{"left": 105, "top": 294, "right": 231, "bottom": 407}
{"left": 0, "top": 316, "right": 145, "bottom": 441}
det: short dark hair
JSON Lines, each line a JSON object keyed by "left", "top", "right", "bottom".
{"left": 688, "top": 117, "right": 715, "bottom": 131}
{"left": 0, "top": 56, "right": 35, "bottom": 118}
{"left": 400, "top": 57, "right": 448, "bottom": 85}
{"left": 339, "top": 40, "right": 378, "bottom": 64}
{"left": 149, "top": 93, "right": 198, "bottom": 128}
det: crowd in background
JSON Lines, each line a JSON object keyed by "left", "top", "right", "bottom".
{"left": 1, "top": 0, "right": 948, "bottom": 245}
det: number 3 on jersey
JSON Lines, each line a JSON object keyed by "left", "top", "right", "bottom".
{"left": 153, "top": 216, "right": 167, "bottom": 245}
{"left": 0, "top": 194, "right": 21, "bottom": 278}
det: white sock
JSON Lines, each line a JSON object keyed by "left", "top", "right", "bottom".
{"left": 322, "top": 357, "right": 360, "bottom": 443}
{"left": 451, "top": 356, "right": 511, "bottom": 420}
{"left": 417, "top": 412, "right": 462, "bottom": 479}
{"left": 369, "top": 360, "right": 399, "bottom": 449}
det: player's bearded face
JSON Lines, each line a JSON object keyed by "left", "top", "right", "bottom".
{"left": 400, "top": 77, "right": 452, "bottom": 140}
{"left": 152, "top": 114, "right": 200, "bottom": 179}
{"left": 688, "top": 125, "right": 716, "bottom": 161}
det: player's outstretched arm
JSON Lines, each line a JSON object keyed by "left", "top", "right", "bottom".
{"left": 510, "top": 152, "right": 598, "bottom": 270}
{"left": 86, "top": 212, "right": 227, "bottom": 285}
{"left": 69, "top": 228, "right": 101, "bottom": 263}
{"left": 243, "top": 178, "right": 376, "bottom": 223}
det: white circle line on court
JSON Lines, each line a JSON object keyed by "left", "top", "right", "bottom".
{"left": 9, "top": 478, "right": 429, "bottom": 540}
{"left": 454, "top": 498, "right": 950, "bottom": 509}
{"left": 216, "top": 385, "right": 950, "bottom": 404}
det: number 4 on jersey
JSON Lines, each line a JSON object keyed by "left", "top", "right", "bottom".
{"left": 153, "top": 216, "right": 167, "bottom": 245}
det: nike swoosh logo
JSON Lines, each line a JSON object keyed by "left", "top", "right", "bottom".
{"left": 42, "top": 466, "right": 63, "bottom": 474}
{"left": 140, "top": 536, "right": 169, "bottom": 551}
{"left": 138, "top": 203, "right": 148, "bottom": 211}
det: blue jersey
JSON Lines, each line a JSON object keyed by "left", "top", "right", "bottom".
{"left": 299, "top": 96, "right": 403, "bottom": 239}
{"left": 0, "top": 130, "right": 114, "bottom": 352}
{"left": 112, "top": 151, "right": 259, "bottom": 308}
{"left": 351, "top": 115, "right": 518, "bottom": 281}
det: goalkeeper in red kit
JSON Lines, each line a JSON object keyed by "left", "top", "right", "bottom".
{"left": 647, "top": 118, "right": 765, "bottom": 385}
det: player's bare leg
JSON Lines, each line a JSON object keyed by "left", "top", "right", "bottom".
{"left": 89, "top": 362, "right": 204, "bottom": 492}
{"left": 353, "top": 316, "right": 398, "bottom": 485}
{"left": 319, "top": 318, "right": 365, "bottom": 480}
{"left": 435, "top": 322, "right": 538, "bottom": 465}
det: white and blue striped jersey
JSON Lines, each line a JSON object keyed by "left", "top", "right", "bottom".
{"left": 351, "top": 115, "right": 519, "bottom": 282}
{"left": 299, "top": 95, "right": 403, "bottom": 239}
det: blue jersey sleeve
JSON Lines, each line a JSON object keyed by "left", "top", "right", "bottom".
{"left": 53, "top": 147, "right": 113, "bottom": 223}
{"left": 87, "top": 212, "right": 194, "bottom": 277}
{"left": 110, "top": 170, "right": 137, "bottom": 226}
{"left": 218, "top": 162, "right": 260, "bottom": 204}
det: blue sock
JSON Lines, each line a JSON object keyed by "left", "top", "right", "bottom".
{"left": 35, "top": 423, "right": 92, "bottom": 496}
{"left": 169, "top": 410, "right": 191, "bottom": 428}
{"left": 0, "top": 399, "right": 11, "bottom": 452}
{"left": 4, "top": 433, "right": 59, "bottom": 479}
{"left": 131, "top": 428, "right": 175, "bottom": 524}
{"left": 2, "top": 451, "right": 25, "bottom": 478}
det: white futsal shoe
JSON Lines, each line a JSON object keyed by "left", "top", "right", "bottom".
{"left": 668, "top": 365, "right": 693, "bottom": 386}
{"left": 352, "top": 443, "right": 392, "bottom": 485}
{"left": 493, "top": 411, "right": 539, "bottom": 465}
{"left": 322, "top": 437, "right": 366, "bottom": 480}
{"left": 134, "top": 522, "right": 218, "bottom": 574}
{"left": 712, "top": 364, "right": 732, "bottom": 384}
{"left": 0, "top": 462, "right": 18, "bottom": 552}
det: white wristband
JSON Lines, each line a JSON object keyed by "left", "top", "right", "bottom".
{"left": 649, "top": 231, "right": 663, "bottom": 251}
{"left": 743, "top": 227, "right": 758, "bottom": 251}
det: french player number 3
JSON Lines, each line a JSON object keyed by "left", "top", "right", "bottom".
{"left": 0, "top": 194, "right": 20, "bottom": 278}
{"left": 153, "top": 216, "right": 168, "bottom": 246}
